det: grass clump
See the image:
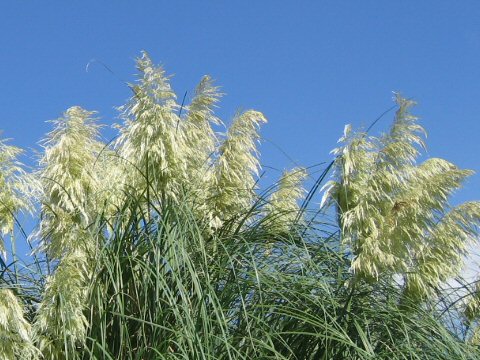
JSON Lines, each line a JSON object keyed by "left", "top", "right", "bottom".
{"left": 1, "top": 52, "right": 480, "bottom": 359}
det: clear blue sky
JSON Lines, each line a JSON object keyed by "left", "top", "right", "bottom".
{"left": 1, "top": 2, "right": 480, "bottom": 260}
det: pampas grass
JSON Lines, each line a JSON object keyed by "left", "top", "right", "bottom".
{"left": 0, "top": 53, "right": 479, "bottom": 359}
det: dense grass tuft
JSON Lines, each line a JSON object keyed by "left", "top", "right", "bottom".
{"left": 0, "top": 53, "right": 479, "bottom": 359}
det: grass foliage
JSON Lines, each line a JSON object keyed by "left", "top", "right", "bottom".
{"left": 1, "top": 52, "right": 480, "bottom": 359}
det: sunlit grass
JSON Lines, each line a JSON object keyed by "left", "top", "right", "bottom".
{"left": 0, "top": 52, "right": 479, "bottom": 359}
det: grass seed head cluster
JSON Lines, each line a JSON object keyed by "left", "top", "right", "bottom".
{"left": 1, "top": 53, "right": 480, "bottom": 359}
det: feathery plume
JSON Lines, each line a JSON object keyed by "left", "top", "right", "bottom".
{"left": 0, "top": 288, "right": 39, "bottom": 359}
{"left": 34, "top": 106, "right": 105, "bottom": 355}
{"left": 115, "top": 51, "right": 187, "bottom": 201}
{"left": 183, "top": 75, "right": 222, "bottom": 220}
{"left": 37, "top": 106, "right": 104, "bottom": 257}
{"left": 265, "top": 167, "right": 307, "bottom": 233}
{"left": 0, "top": 138, "right": 32, "bottom": 259}
{"left": 184, "top": 76, "right": 221, "bottom": 181}
{"left": 322, "top": 95, "right": 480, "bottom": 299}
{"left": 34, "top": 249, "right": 90, "bottom": 358}
{"left": 211, "top": 110, "right": 266, "bottom": 226}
